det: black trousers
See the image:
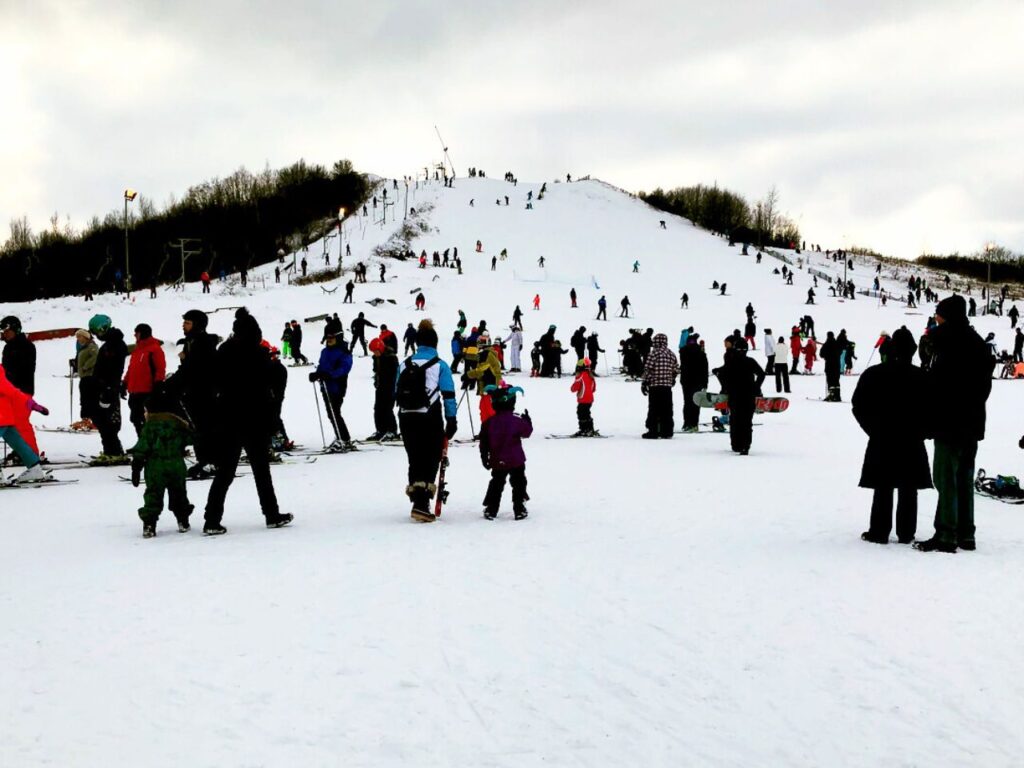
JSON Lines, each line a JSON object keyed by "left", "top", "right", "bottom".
{"left": 94, "top": 396, "right": 124, "bottom": 455}
{"left": 128, "top": 392, "right": 149, "bottom": 437}
{"left": 774, "top": 363, "right": 791, "bottom": 393}
{"left": 681, "top": 385, "right": 700, "bottom": 429}
{"left": 729, "top": 406, "right": 754, "bottom": 452}
{"left": 597, "top": 307, "right": 607, "bottom": 320}
{"left": 185, "top": 397, "right": 217, "bottom": 468}
{"left": 399, "top": 408, "right": 445, "bottom": 486}
{"left": 576, "top": 402, "right": 594, "bottom": 432}
{"left": 205, "top": 431, "right": 279, "bottom": 523}
{"left": 645, "top": 386, "right": 674, "bottom": 436}
{"left": 869, "top": 488, "right": 918, "bottom": 542}
{"left": 292, "top": 343, "right": 308, "bottom": 364}
{"left": 353, "top": 334, "right": 368, "bottom": 355}
{"left": 483, "top": 465, "right": 528, "bottom": 509}
{"left": 323, "top": 384, "right": 351, "bottom": 442}
{"left": 374, "top": 390, "right": 398, "bottom": 434}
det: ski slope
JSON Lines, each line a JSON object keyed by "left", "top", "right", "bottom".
{"left": 2, "top": 176, "right": 1023, "bottom": 767}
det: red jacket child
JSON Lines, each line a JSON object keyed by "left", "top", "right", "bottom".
{"left": 569, "top": 361, "right": 597, "bottom": 435}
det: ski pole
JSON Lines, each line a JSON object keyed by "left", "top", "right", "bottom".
{"left": 319, "top": 380, "right": 344, "bottom": 444}
{"left": 69, "top": 361, "right": 75, "bottom": 426}
{"left": 464, "top": 386, "right": 477, "bottom": 439}
{"left": 311, "top": 381, "right": 327, "bottom": 448}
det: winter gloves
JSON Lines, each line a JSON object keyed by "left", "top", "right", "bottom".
{"left": 445, "top": 419, "right": 459, "bottom": 439}
{"left": 130, "top": 459, "right": 143, "bottom": 488}
{"left": 308, "top": 371, "right": 321, "bottom": 382}
{"left": 27, "top": 399, "right": 49, "bottom": 416}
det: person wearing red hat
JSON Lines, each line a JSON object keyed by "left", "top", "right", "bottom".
{"left": 368, "top": 337, "right": 399, "bottom": 441}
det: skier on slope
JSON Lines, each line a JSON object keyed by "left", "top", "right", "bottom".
{"left": 265, "top": 342, "right": 293, "bottom": 451}
{"left": 586, "top": 333, "right": 605, "bottom": 375}
{"left": 620, "top": 296, "right": 631, "bottom": 318}
{"left": 571, "top": 326, "right": 588, "bottom": 360}
{"left": 367, "top": 337, "right": 399, "bottom": 441}
{"left": 89, "top": 314, "right": 129, "bottom": 464}
{"left": 203, "top": 308, "right": 293, "bottom": 535}
{"left": 641, "top": 333, "right": 678, "bottom": 439}
{"left": 166, "top": 310, "right": 220, "bottom": 479}
{"left": 596, "top": 295, "right": 608, "bottom": 321}
{"left": 479, "top": 384, "right": 532, "bottom": 520}
{"left": 309, "top": 329, "right": 354, "bottom": 451}
{"left": 350, "top": 312, "right": 377, "bottom": 356}
{"left": 714, "top": 338, "right": 765, "bottom": 455}
{"left": 821, "top": 331, "right": 843, "bottom": 401}
{"left": 72, "top": 329, "right": 99, "bottom": 429}
{"left": 803, "top": 335, "right": 818, "bottom": 374}
{"left": 570, "top": 358, "right": 597, "bottom": 436}
{"left": 396, "top": 320, "right": 458, "bottom": 522}
{"left": 678, "top": 333, "right": 708, "bottom": 433}
{"left": 504, "top": 326, "right": 524, "bottom": 372}
{"left": 512, "top": 306, "right": 523, "bottom": 329}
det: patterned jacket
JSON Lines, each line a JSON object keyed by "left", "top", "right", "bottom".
{"left": 642, "top": 334, "right": 679, "bottom": 388}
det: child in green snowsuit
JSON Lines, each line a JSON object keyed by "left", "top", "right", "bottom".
{"left": 129, "top": 390, "right": 194, "bottom": 538}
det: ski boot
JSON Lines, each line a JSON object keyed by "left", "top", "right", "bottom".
{"left": 513, "top": 503, "right": 528, "bottom": 521}
{"left": 407, "top": 482, "right": 436, "bottom": 523}
{"left": 203, "top": 521, "right": 227, "bottom": 536}
{"left": 265, "top": 513, "right": 294, "bottom": 529}
{"left": 143, "top": 521, "right": 156, "bottom": 539}
{"left": 12, "top": 464, "right": 52, "bottom": 484}
{"left": 176, "top": 517, "right": 191, "bottom": 533}
{"left": 711, "top": 417, "right": 726, "bottom": 433}
{"left": 364, "top": 431, "right": 384, "bottom": 442}
{"left": 380, "top": 432, "right": 401, "bottom": 442}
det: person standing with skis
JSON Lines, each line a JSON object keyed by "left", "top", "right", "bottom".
{"left": 396, "top": 320, "right": 458, "bottom": 522}
{"left": 88, "top": 314, "right": 129, "bottom": 463}
{"left": 570, "top": 358, "right": 597, "bottom": 436}
{"left": 309, "top": 330, "right": 354, "bottom": 451}
{"left": 367, "top": 337, "right": 399, "bottom": 441}
{"left": 505, "top": 325, "right": 523, "bottom": 372}
{"left": 0, "top": 364, "right": 51, "bottom": 483}
{"left": 479, "top": 384, "right": 533, "bottom": 520}
{"left": 0, "top": 316, "right": 36, "bottom": 396}
{"left": 821, "top": 331, "right": 843, "bottom": 401}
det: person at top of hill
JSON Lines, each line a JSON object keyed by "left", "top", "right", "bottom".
{"left": 396, "top": 319, "right": 458, "bottom": 523}
{"left": 479, "top": 384, "right": 532, "bottom": 520}
{"left": 570, "top": 358, "right": 597, "bottom": 436}
{"left": 852, "top": 327, "right": 931, "bottom": 546}
{"left": 715, "top": 337, "right": 765, "bottom": 455}
{"left": 641, "top": 333, "right": 678, "bottom": 439}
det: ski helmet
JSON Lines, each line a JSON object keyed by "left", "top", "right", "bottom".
{"left": 0, "top": 315, "right": 22, "bottom": 333}
{"left": 486, "top": 383, "right": 523, "bottom": 410}
{"left": 88, "top": 314, "right": 112, "bottom": 336}
{"left": 368, "top": 337, "right": 384, "bottom": 354}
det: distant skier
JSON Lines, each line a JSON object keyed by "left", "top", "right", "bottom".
{"left": 415, "top": 292, "right": 426, "bottom": 311}
{"left": 512, "top": 306, "right": 523, "bottom": 329}
{"left": 570, "top": 288, "right": 577, "bottom": 308}
{"left": 632, "top": 260, "right": 640, "bottom": 273}
{"left": 680, "top": 293, "right": 689, "bottom": 309}
{"left": 538, "top": 256, "right": 546, "bottom": 268}
{"left": 533, "top": 294, "right": 541, "bottom": 311}
{"left": 807, "top": 288, "right": 816, "bottom": 304}
{"left": 720, "top": 283, "right": 727, "bottom": 296}
{"left": 596, "top": 295, "right": 608, "bottom": 321}
{"left": 620, "top": 296, "right": 631, "bottom": 318}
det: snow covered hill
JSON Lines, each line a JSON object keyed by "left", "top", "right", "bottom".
{"left": 2, "top": 176, "right": 1023, "bottom": 767}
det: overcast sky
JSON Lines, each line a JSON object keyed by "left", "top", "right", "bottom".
{"left": 2, "top": 0, "right": 1022, "bottom": 260}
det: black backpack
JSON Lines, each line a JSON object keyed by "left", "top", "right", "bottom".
{"left": 396, "top": 356, "right": 440, "bottom": 410}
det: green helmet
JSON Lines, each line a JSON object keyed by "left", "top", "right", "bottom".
{"left": 88, "top": 314, "right": 112, "bottom": 336}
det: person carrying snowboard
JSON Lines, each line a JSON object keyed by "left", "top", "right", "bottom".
{"left": 714, "top": 338, "right": 765, "bottom": 455}
{"left": 852, "top": 327, "right": 931, "bottom": 545}
{"left": 129, "top": 387, "right": 194, "bottom": 538}
{"left": 641, "top": 333, "right": 678, "bottom": 439}
{"left": 479, "top": 384, "right": 532, "bottom": 520}
{"left": 396, "top": 320, "right": 458, "bottom": 522}
{"left": 570, "top": 358, "right": 597, "bottom": 436}
{"left": 309, "top": 330, "right": 354, "bottom": 451}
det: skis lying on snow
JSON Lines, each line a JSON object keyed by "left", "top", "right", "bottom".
{"left": 118, "top": 472, "right": 250, "bottom": 483}
{"left": 1, "top": 476, "right": 79, "bottom": 489}
{"left": 38, "top": 427, "right": 95, "bottom": 435}
{"left": 546, "top": 432, "right": 609, "bottom": 439}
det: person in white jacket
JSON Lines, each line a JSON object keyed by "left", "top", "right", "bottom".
{"left": 773, "top": 335, "right": 791, "bottom": 393}
{"left": 763, "top": 329, "right": 776, "bottom": 375}
{"left": 505, "top": 326, "right": 524, "bottom": 372}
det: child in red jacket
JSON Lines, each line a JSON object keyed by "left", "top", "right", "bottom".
{"left": 570, "top": 358, "right": 598, "bottom": 436}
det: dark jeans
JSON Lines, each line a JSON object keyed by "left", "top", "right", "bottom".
{"left": 932, "top": 440, "right": 978, "bottom": 545}
{"left": 868, "top": 488, "right": 918, "bottom": 542}
{"left": 205, "top": 431, "right": 279, "bottom": 523}
{"left": 645, "top": 386, "right": 674, "bottom": 437}
{"left": 322, "top": 383, "right": 351, "bottom": 442}
{"left": 292, "top": 343, "right": 308, "bottom": 365}
{"left": 483, "top": 465, "right": 528, "bottom": 510}
{"left": 681, "top": 385, "right": 700, "bottom": 429}
{"left": 597, "top": 307, "right": 607, "bottom": 320}
{"left": 94, "top": 398, "right": 124, "bottom": 456}
{"left": 374, "top": 390, "right": 398, "bottom": 434}
{"left": 576, "top": 402, "right": 594, "bottom": 432}
{"left": 184, "top": 397, "right": 217, "bottom": 468}
{"left": 128, "top": 392, "right": 149, "bottom": 437}
{"left": 729, "top": 406, "right": 754, "bottom": 452}
{"left": 399, "top": 408, "right": 445, "bottom": 486}
{"left": 353, "top": 334, "right": 368, "bottom": 355}
{"left": 774, "top": 363, "right": 791, "bottom": 393}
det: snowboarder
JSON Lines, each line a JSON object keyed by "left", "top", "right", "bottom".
{"left": 123, "top": 324, "right": 166, "bottom": 438}
{"left": 368, "top": 337, "right": 399, "bottom": 440}
{"left": 714, "top": 338, "right": 765, "bottom": 455}
{"left": 350, "top": 312, "right": 377, "bottom": 356}
{"left": 479, "top": 384, "right": 532, "bottom": 520}
{"left": 641, "top": 333, "right": 678, "bottom": 439}
{"left": 852, "top": 327, "right": 930, "bottom": 545}
{"left": 396, "top": 320, "right": 458, "bottom": 522}
{"left": 309, "top": 330, "right": 354, "bottom": 451}
{"left": 0, "top": 316, "right": 36, "bottom": 395}
{"left": 128, "top": 388, "right": 193, "bottom": 538}
{"left": 678, "top": 333, "right": 708, "bottom": 432}
{"left": 289, "top": 320, "right": 310, "bottom": 365}
{"left": 203, "top": 308, "right": 292, "bottom": 535}
{"left": 570, "top": 359, "right": 597, "bottom": 435}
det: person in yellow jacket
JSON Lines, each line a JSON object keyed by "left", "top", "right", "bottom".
{"left": 465, "top": 333, "right": 503, "bottom": 423}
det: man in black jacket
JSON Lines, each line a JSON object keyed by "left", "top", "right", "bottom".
{"left": 88, "top": 314, "right": 128, "bottom": 460}
{"left": 350, "top": 312, "right": 377, "bottom": 356}
{"left": 570, "top": 326, "right": 587, "bottom": 361}
{"left": 166, "top": 309, "right": 221, "bottom": 479}
{"left": 678, "top": 334, "right": 708, "bottom": 433}
{"left": 820, "top": 331, "right": 843, "bottom": 401}
{"left": 714, "top": 338, "right": 765, "bottom": 454}
{"left": 916, "top": 296, "right": 994, "bottom": 552}
{"left": 203, "top": 308, "right": 292, "bottom": 535}
{"left": 368, "top": 337, "right": 400, "bottom": 440}
{"left": 1, "top": 316, "right": 36, "bottom": 395}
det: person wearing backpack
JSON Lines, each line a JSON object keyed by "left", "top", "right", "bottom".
{"left": 396, "top": 320, "right": 458, "bottom": 522}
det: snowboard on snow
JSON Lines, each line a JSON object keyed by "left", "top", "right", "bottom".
{"left": 692, "top": 390, "right": 789, "bottom": 413}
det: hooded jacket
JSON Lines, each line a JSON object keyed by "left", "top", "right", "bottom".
{"left": 928, "top": 318, "right": 994, "bottom": 444}
{"left": 94, "top": 328, "right": 128, "bottom": 393}
{"left": 642, "top": 334, "right": 679, "bottom": 388}
{"left": 124, "top": 336, "right": 167, "bottom": 394}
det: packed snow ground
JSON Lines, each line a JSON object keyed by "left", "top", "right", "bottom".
{"left": 2, "top": 177, "right": 1023, "bottom": 766}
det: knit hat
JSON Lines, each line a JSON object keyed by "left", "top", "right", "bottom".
{"left": 889, "top": 326, "right": 917, "bottom": 361}
{"left": 415, "top": 319, "right": 438, "bottom": 348}
{"left": 486, "top": 384, "right": 523, "bottom": 410}
{"left": 936, "top": 295, "right": 967, "bottom": 323}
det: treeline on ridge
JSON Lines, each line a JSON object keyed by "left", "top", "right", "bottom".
{"left": 0, "top": 159, "right": 370, "bottom": 301}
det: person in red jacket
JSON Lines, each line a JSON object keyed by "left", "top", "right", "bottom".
{"left": 570, "top": 358, "right": 598, "bottom": 436}
{"left": 803, "top": 336, "right": 818, "bottom": 374}
{"left": 0, "top": 364, "right": 51, "bottom": 483}
{"left": 200, "top": 271, "right": 211, "bottom": 294}
{"left": 124, "top": 324, "right": 167, "bottom": 437}
{"left": 789, "top": 326, "right": 803, "bottom": 375}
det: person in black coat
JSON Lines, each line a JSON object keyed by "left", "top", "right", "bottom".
{"left": 0, "top": 316, "right": 36, "bottom": 395}
{"left": 714, "top": 338, "right": 764, "bottom": 454}
{"left": 203, "top": 308, "right": 291, "bottom": 535}
{"left": 820, "top": 331, "right": 843, "bottom": 401}
{"left": 678, "top": 334, "right": 708, "bottom": 432}
{"left": 851, "top": 327, "right": 931, "bottom": 544}
{"left": 916, "top": 295, "right": 994, "bottom": 552}
{"left": 92, "top": 322, "right": 129, "bottom": 458}
{"left": 166, "top": 309, "right": 221, "bottom": 477}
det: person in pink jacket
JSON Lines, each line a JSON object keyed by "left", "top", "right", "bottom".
{"left": 803, "top": 336, "right": 818, "bottom": 374}
{"left": 0, "top": 364, "right": 51, "bottom": 483}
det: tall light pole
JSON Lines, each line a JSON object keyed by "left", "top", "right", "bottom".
{"left": 124, "top": 188, "right": 138, "bottom": 294}
{"left": 985, "top": 242, "right": 994, "bottom": 315}
{"left": 338, "top": 207, "right": 345, "bottom": 270}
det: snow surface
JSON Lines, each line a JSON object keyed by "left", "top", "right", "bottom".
{"left": 2, "top": 177, "right": 1023, "bottom": 767}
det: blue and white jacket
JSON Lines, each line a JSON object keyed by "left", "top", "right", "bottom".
{"left": 396, "top": 346, "right": 457, "bottom": 419}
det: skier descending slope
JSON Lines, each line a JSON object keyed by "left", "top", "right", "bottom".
{"left": 396, "top": 320, "right": 458, "bottom": 522}
{"left": 203, "top": 309, "right": 293, "bottom": 535}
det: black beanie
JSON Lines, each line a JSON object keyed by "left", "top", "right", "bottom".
{"left": 936, "top": 295, "right": 967, "bottom": 323}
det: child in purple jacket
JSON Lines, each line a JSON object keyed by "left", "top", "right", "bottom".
{"left": 479, "top": 384, "right": 532, "bottom": 520}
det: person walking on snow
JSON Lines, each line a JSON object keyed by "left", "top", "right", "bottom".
{"left": 596, "top": 295, "right": 608, "bottom": 321}
{"left": 350, "top": 312, "right": 377, "bottom": 356}
{"left": 641, "top": 333, "right": 678, "bottom": 439}
{"left": 632, "top": 260, "right": 640, "bottom": 273}
{"left": 532, "top": 294, "right": 541, "bottom": 311}
{"left": 479, "top": 384, "right": 533, "bottom": 520}
{"left": 620, "top": 296, "right": 631, "bottom": 318}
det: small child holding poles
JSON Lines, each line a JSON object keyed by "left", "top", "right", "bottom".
{"left": 570, "top": 358, "right": 597, "bottom": 436}
{"left": 129, "top": 388, "right": 194, "bottom": 538}
{"left": 479, "top": 384, "right": 532, "bottom": 520}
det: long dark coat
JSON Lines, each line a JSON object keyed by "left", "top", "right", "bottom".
{"left": 851, "top": 360, "right": 932, "bottom": 489}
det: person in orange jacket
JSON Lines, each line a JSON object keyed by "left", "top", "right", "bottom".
{"left": 123, "top": 324, "right": 167, "bottom": 437}
{"left": 200, "top": 271, "right": 211, "bottom": 294}
{"left": 532, "top": 294, "right": 541, "bottom": 310}
{"left": 0, "top": 364, "right": 51, "bottom": 483}
{"left": 570, "top": 358, "right": 597, "bottom": 436}
{"left": 789, "top": 326, "right": 803, "bottom": 375}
